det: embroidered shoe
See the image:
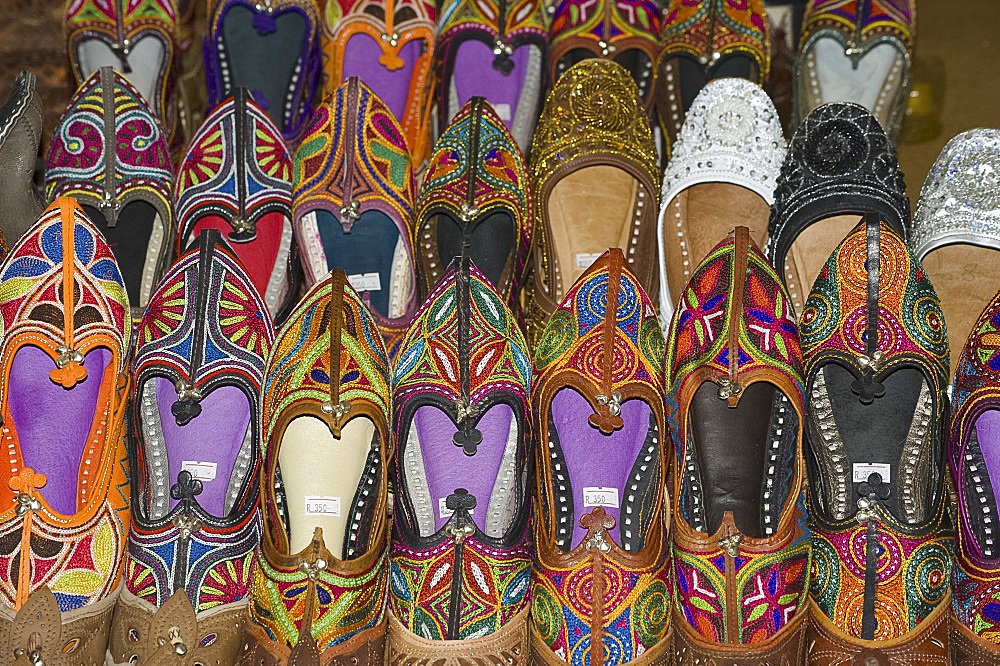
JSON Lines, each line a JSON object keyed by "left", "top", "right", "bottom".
{"left": 655, "top": 0, "right": 770, "bottom": 151}
{"left": 911, "top": 129, "right": 1000, "bottom": 374}
{"left": 664, "top": 227, "right": 810, "bottom": 664}
{"left": 175, "top": 90, "right": 297, "bottom": 322}
{"left": 0, "top": 198, "right": 132, "bottom": 663}
{"left": 106, "top": 230, "right": 275, "bottom": 665}
{"left": 45, "top": 67, "right": 175, "bottom": 319}
{"left": 0, "top": 71, "right": 44, "bottom": 248}
{"left": 526, "top": 59, "right": 660, "bottom": 349}
{"left": 766, "top": 102, "right": 909, "bottom": 316}
{"left": 205, "top": 0, "right": 322, "bottom": 144}
{"left": 322, "top": 0, "right": 437, "bottom": 168}
{"left": 64, "top": 0, "right": 180, "bottom": 148}
{"left": 416, "top": 98, "right": 532, "bottom": 320}
{"left": 292, "top": 78, "right": 419, "bottom": 360}
{"left": 530, "top": 249, "right": 671, "bottom": 665}
{"left": 242, "top": 270, "right": 391, "bottom": 664}
{"left": 548, "top": 0, "right": 661, "bottom": 108}
{"left": 949, "top": 288, "right": 1000, "bottom": 663}
{"left": 800, "top": 217, "right": 953, "bottom": 664}
{"left": 656, "top": 78, "right": 785, "bottom": 324}
{"left": 795, "top": 0, "right": 914, "bottom": 142}
{"left": 386, "top": 255, "right": 533, "bottom": 660}
{"left": 435, "top": 0, "right": 548, "bottom": 155}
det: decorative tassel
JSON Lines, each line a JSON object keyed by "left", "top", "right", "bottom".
{"left": 49, "top": 346, "right": 86, "bottom": 388}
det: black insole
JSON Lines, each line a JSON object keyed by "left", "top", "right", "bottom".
{"left": 822, "top": 364, "right": 926, "bottom": 520}
{"left": 221, "top": 5, "right": 307, "bottom": 132}
{"left": 689, "top": 381, "right": 774, "bottom": 537}
{"left": 675, "top": 53, "right": 755, "bottom": 113}
{"left": 315, "top": 209, "right": 399, "bottom": 317}
{"left": 435, "top": 212, "right": 515, "bottom": 292}
{"left": 82, "top": 201, "right": 156, "bottom": 307}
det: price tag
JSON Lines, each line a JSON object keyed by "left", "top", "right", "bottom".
{"left": 852, "top": 463, "right": 891, "bottom": 483}
{"left": 305, "top": 496, "right": 341, "bottom": 516}
{"left": 439, "top": 497, "right": 474, "bottom": 519}
{"left": 181, "top": 461, "right": 217, "bottom": 482}
{"left": 583, "top": 486, "right": 620, "bottom": 509}
{"left": 494, "top": 103, "right": 512, "bottom": 121}
{"left": 348, "top": 272, "right": 382, "bottom": 292}
{"left": 575, "top": 253, "right": 603, "bottom": 270}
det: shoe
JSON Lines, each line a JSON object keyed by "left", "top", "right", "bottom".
{"left": 175, "top": 89, "right": 297, "bottom": 323}
{"left": 322, "top": 0, "right": 436, "bottom": 168}
{"left": 655, "top": 0, "right": 770, "bottom": 151}
{"left": 292, "top": 77, "right": 419, "bottom": 360}
{"left": 416, "top": 98, "right": 532, "bottom": 320}
{"left": 0, "top": 71, "right": 44, "bottom": 249}
{"left": 949, "top": 288, "right": 1000, "bottom": 663}
{"left": 548, "top": 0, "right": 661, "bottom": 106}
{"left": 911, "top": 129, "right": 1000, "bottom": 379}
{"left": 795, "top": 0, "right": 914, "bottom": 142}
{"left": 64, "top": 0, "right": 179, "bottom": 149}
{"left": 526, "top": 59, "right": 659, "bottom": 349}
{"left": 766, "top": 102, "right": 908, "bottom": 317}
{"left": 242, "top": 269, "right": 391, "bottom": 664}
{"left": 664, "top": 227, "right": 809, "bottom": 663}
{"left": 530, "top": 248, "right": 670, "bottom": 665}
{"left": 799, "top": 217, "right": 952, "bottom": 664}
{"left": 386, "top": 255, "right": 532, "bottom": 659}
{"left": 657, "top": 77, "right": 785, "bottom": 324}
{"left": 435, "top": 0, "right": 548, "bottom": 155}
{"left": 205, "top": 0, "right": 322, "bottom": 144}
{"left": 0, "top": 197, "right": 132, "bottom": 663}
{"left": 107, "top": 229, "right": 275, "bottom": 665}
{"left": 44, "top": 67, "right": 175, "bottom": 319}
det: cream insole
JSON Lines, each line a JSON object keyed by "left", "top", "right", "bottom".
{"left": 548, "top": 165, "right": 638, "bottom": 296}
{"left": 661, "top": 183, "right": 770, "bottom": 307}
{"left": 77, "top": 37, "right": 166, "bottom": 116}
{"left": 783, "top": 214, "right": 861, "bottom": 315}
{"left": 921, "top": 244, "right": 1000, "bottom": 370}
{"left": 279, "top": 415, "right": 374, "bottom": 557}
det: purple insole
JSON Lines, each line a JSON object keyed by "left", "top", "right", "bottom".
{"left": 341, "top": 34, "right": 423, "bottom": 125}
{"left": 154, "top": 378, "right": 250, "bottom": 516}
{"left": 551, "top": 388, "right": 651, "bottom": 548}
{"left": 9, "top": 345, "right": 111, "bottom": 516}
{"left": 414, "top": 403, "right": 513, "bottom": 533}
{"left": 977, "top": 409, "right": 1000, "bottom": 494}
{"left": 451, "top": 40, "right": 531, "bottom": 126}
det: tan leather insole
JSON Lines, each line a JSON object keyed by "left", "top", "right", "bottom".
{"left": 662, "top": 183, "right": 770, "bottom": 307}
{"left": 921, "top": 244, "right": 1000, "bottom": 369}
{"left": 279, "top": 415, "right": 374, "bottom": 557}
{"left": 548, "top": 166, "right": 638, "bottom": 295}
{"left": 783, "top": 214, "right": 861, "bottom": 315}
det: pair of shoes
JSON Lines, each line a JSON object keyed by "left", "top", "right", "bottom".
{"left": 108, "top": 229, "right": 276, "bottom": 664}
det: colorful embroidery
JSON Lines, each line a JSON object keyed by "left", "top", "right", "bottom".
{"left": 417, "top": 99, "right": 533, "bottom": 315}
{"left": 658, "top": 0, "right": 770, "bottom": 77}
{"left": 64, "top": 0, "right": 178, "bottom": 144}
{"left": 800, "top": 0, "right": 914, "bottom": 53}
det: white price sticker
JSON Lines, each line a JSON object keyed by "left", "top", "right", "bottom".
{"left": 575, "top": 253, "right": 603, "bottom": 270}
{"left": 181, "top": 461, "right": 217, "bottom": 482}
{"left": 583, "top": 486, "right": 620, "bottom": 509}
{"left": 348, "top": 272, "right": 382, "bottom": 292}
{"left": 439, "top": 496, "right": 474, "bottom": 519}
{"left": 305, "top": 496, "right": 341, "bottom": 516}
{"left": 852, "top": 463, "right": 891, "bottom": 483}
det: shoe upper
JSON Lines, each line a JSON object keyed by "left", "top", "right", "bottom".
{"left": 655, "top": 0, "right": 770, "bottom": 147}
{"left": 249, "top": 270, "right": 392, "bottom": 655}
{"left": 389, "top": 257, "right": 532, "bottom": 641}
{"left": 64, "top": 0, "right": 179, "bottom": 148}
{"left": 800, "top": 217, "right": 953, "bottom": 640}
{"left": 657, "top": 77, "right": 785, "bottom": 323}
{"left": 175, "top": 91, "right": 296, "bottom": 321}
{"left": 527, "top": 59, "right": 659, "bottom": 348}
{"left": 416, "top": 98, "right": 533, "bottom": 319}
{"left": 322, "top": 0, "right": 437, "bottom": 167}
{"left": 664, "top": 227, "right": 809, "bottom": 645}
{"left": 0, "top": 197, "right": 132, "bottom": 612}
{"left": 205, "top": 0, "right": 322, "bottom": 144}
{"left": 434, "top": 0, "right": 548, "bottom": 154}
{"left": 0, "top": 71, "right": 44, "bottom": 249}
{"left": 531, "top": 248, "right": 670, "bottom": 664}
{"left": 45, "top": 67, "right": 175, "bottom": 318}
{"left": 292, "top": 77, "right": 419, "bottom": 360}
